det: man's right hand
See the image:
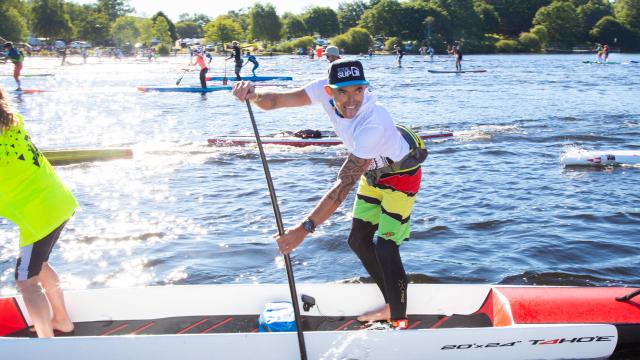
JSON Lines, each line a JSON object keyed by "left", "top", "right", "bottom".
{"left": 232, "top": 81, "right": 256, "bottom": 101}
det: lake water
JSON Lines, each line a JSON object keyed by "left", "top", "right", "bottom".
{"left": 1, "top": 53, "right": 639, "bottom": 295}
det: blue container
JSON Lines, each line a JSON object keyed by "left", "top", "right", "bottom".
{"left": 258, "top": 301, "right": 297, "bottom": 332}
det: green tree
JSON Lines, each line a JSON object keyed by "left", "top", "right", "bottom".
{"left": 178, "top": 13, "right": 211, "bottom": 24}
{"left": 484, "top": 0, "right": 552, "bottom": 36}
{"left": 111, "top": 16, "right": 140, "bottom": 46}
{"left": 31, "top": 0, "right": 73, "bottom": 40}
{"left": 98, "top": 0, "right": 133, "bottom": 22}
{"left": 590, "top": 16, "right": 640, "bottom": 50}
{"left": 204, "top": 16, "right": 243, "bottom": 49}
{"left": 137, "top": 18, "right": 153, "bottom": 46}
{"left": 249, "top": 3, "right": 282, "bottom": 43}
{"left": 577, "top": 0, "right": 612, "bottom": 41}
{"left": 518, "top": 32, "right": 540, "bottom": 51}
{"left": 495, "top": 38, "right": 518, "bottom": 52}
{"left": 533, "top": 1, "right": 581, "bottom": 46}
{"left": 474, "top": 1, "right": 501, "bottom": 34}
{"left": 337, "top": 0, "right": 369, "bottom": 33}
{"left": 151, "top": 11, "right": 177, "bottom": 41}
{"left": 225, "top": 10, "right": 250, "bottom": 37}
{"left": 331, "top": 27, "right": 373, "bottom": 53}
{"left": 303, "top": 6, "right": 340, "bottom": 37}
{"left": 282, "top": 13, "right": 307, "bottom": 39}
{"left": 614, "top": 0, "right": 640, "bottom": 31}
{"left": 66, "top": 3, "right": 111, "bottom": 44}
{"left": 152, "top": 16, "right": 172, "bottom": 46}
{"left": 176, "top": 21, "right": 203, "bottom": 39}
{"left": 434, "top": 0, "right": 483, "bottom": 40}
{"left": 0, "top": 6, "right": 28, "bottom": 42}
{"left": 530, "top": 24, "right": 549, "bottom": 47}
{"left": 359, "top": 0, "right": 404, "bottom": 37}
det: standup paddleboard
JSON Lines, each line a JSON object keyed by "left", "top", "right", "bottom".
{"left": 1, "top": 284, "right": 639, "bottom": 360}
{"left": 582, "top": 61, "right": 620, "bottom": 64}
{"left": 209, "top": 130, "right": 454, "bottom": 147}
{"left": 43, "top": 148, "right": 133, "bottom": 165}
{"left": 206, "top": 75, "right": 293, "bottom": 82}
{"left": 137, "top": 86, "right": 232, "bottom": 93}
{"left": 428, "top": 69, "right": 487, "bottom": 74}
{"left": 561, "top": 150, "right": 640, "bottom": 166}
{"left": 11, "top": 89, "right": 49, "bottom": 94}
{"left": 0, "top": 73, "right": 55, "bottom": 77}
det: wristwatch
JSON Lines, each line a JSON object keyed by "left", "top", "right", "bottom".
{"left": 302, "top": 218, "right": 316, "bottom": 233}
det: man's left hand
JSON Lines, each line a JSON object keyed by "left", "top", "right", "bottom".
{"left": 274, "top": 224, "right": 307, "bottom": 255}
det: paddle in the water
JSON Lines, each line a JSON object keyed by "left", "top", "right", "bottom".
{"left": 243, "top": 99, "right": 307, "bottom": 360}
{"left": 175, "top": 68, "right": 189, "bottom": 86}
{"left": 222, "top": 59, "right": 228, "bottom": 85}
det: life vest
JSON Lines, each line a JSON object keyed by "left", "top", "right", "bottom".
{"left": 365, "top": 124, "right": 427, "bottom": 185}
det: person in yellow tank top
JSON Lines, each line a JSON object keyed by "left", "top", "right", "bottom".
{"left": 0, "top": 86, "right": 76, "bottom": 337}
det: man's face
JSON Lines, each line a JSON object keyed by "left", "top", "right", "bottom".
{"left": 324, "top": 85, "right": 367, "bottom": 119}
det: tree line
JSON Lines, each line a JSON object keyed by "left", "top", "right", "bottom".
{"left": 1, "top": 0, "right": 639, "bottom": 54}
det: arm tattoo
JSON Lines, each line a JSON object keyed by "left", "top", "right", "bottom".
{"left": 327, "top": 155, "right": 371, "bottom": 204}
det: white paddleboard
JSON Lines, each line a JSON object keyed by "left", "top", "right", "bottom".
{"left": 561, "top": 150, "right": 640, "bottom": 166}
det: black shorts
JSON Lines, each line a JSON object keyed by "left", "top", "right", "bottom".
{"left": 15, "top": 220, "right": 69, "bottom": 281}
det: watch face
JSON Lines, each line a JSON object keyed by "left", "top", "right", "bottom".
{"left": 303, "top": 219, "right": 315, "bottom": 233}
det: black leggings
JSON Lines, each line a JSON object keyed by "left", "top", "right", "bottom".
{"left": 348, "top": 218, "right": 407, "bottom": 321}
{"left": 199, "top": 67, "right": 208, "bottom": 88}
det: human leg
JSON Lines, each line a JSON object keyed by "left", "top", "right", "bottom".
{"left": 252, "top": 63, "right": 258, "bottom": 77}
{"left": 235, "top": 64, "right": 242, "bottom": 80}
{"left": 200, "top": 67, "right": 208, "bottom": 88}
{"left": 15, "top": 220, "right": 72, "bottom": 337}
{"left": 16, "top": 276, "right": 53, "bottom": 337}
{"left": 14, "top": 63, "right": 22, "bottom": 90}
{"left": 39, "top": 263, "right": 74, "bottom": 332}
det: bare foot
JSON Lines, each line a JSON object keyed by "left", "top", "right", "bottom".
{"left": 51, "top": 318, "right": 74, "bottom": 333}
{"left": 357, "top": 304, "right": 391, "bottom": 322}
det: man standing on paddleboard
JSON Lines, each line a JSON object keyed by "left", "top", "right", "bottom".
{"left": 2, "top": 42, "right": 24, "bottom": 91}
{"left": 232, "top": 60, "right": 427, "bottom": 329}
{"left": 243, "top": 51, "right": 259, "bottom": 77}
{"left": 0, "top": 86, "right": 76, "bottom": 337}
{"left": 226, "top": 41, "right": 243, "bottom": 81}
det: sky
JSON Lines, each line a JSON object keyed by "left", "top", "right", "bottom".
{"left": 72, "top": 0, "right": 342, "bottom": 21}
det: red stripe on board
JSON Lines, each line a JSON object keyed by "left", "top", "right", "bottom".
{"left": 200, "top": 317, "right": 233, "bottom": 334}
{"left": 177, "top": 317, "right": 209, "bottom": 334}
{"left": 430, "top": 316, "right": 449, "bottom": 329}
{"left": 0, "top": 298, "right": 28, "bottom": 336}
{"left": 499, "top": 287, "right": 640, "bottom": 324}
{"left": 100, "top": 323, "right": 129, "bottom": 336}
{"left": 130, "top": 321, "right": 155, "bottom": 335}
{"left": 335, "top": 319, "right": 354, "bottom": 331}
{"left": 407, "top": 320, "right": 422, "bottom": 329}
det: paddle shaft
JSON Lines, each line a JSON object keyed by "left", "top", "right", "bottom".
{"left": 244, "top": 100, "right": 308, "bottom": 360}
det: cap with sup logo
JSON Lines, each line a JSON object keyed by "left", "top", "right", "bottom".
{"left": 328, "top": 59, "right": 369, "bottom": 88}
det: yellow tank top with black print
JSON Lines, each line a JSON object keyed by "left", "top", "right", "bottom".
{"left": 0, "top": 114, "right": 77, "bottom": 247}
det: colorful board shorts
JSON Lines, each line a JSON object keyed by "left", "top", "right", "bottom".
{"left": 353, "top": 167, "right": 422, "bottom": 246}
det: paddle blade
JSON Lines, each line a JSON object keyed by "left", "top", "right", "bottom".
{"left": 175, "top": 76, "right": 183, "bottom": 86}
{"left": 222, "top": 77, "right": 228, "bottom": 85}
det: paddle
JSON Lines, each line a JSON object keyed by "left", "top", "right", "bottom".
{"left": 175, "top": 68, "right": 189, "bottom": 86}
{"left": 244, "top": 100, "right": 307, "bottom": 360}
{"left": 223, "top": 59, "right": 228, "bottom": 85}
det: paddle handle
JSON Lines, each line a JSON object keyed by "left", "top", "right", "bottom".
{"left": 245, "top": 100, "right": 308, "bottom": 360}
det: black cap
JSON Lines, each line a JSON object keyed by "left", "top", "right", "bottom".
{"left": 328, "top": 59, "right": 369, "bottom": 88}
{"left": 4, "top": 42, "right": 13, "bottom": 48}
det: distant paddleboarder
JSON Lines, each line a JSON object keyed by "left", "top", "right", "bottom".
{"left": 427, "top": 45, "right": 435, "bottom": 61}
{"left": 2, "top": 42, "right": 24, "bottom": 91}
{"left": 453, "top": 46, "right": 463, "bottom": 72}
{"left": 603, "top": 44, "right": 610, "bottom": 63}
{"left": 394, "top": 44, "right": 404, "bottom": 68}
{"left": 0, "top": 86, "right": 77, "bottom": 338}
{"left": 595, "top": 44, "right": 603, "bottom": 63}
{"left": 243, "top": 51, "right": 259, "bottom": 77}
{"left": 226, "top": 41, "right": 243, "bottom": 81}
{"left": 325, "top": 45, "right": 341, "bottom": 63}
{"left": 191, "top": 48, "right": 208, "bottom": 88}
{"left": 232, "top": 59, "right": 428, "bottom": 329}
